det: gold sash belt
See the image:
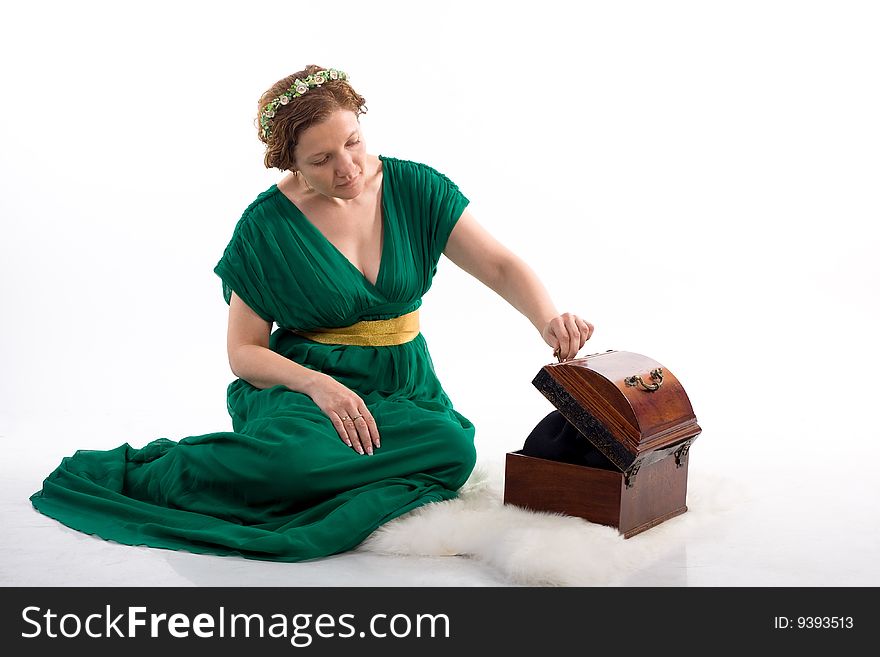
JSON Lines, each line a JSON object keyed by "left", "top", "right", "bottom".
{"left": 290, "top": 309, "right": 420, "bottom": 346}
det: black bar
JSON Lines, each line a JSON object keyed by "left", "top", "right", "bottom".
{"left": 0, "top": 587, "right": 870, "bottom": 655}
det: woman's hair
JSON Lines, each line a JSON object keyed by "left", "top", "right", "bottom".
{"left": 257, "top": 65, "right": 368, "bottom": 171}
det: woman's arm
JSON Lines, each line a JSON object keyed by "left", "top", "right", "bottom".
{"left": 444, "top": 209, "right": 594, "bottom": 360}
{"left": 227, "top": 292, "right": 381, "bottom": 453}
{"left": 227, "top": 292, "right": 325, "bottom": 393}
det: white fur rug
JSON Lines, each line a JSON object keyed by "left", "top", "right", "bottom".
{"left": 359, "top": 459, "right": 743, "bottom": 586}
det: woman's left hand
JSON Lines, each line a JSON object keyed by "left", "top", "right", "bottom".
{"left": 541, "top": 312, "right": 594, "bottom": 362}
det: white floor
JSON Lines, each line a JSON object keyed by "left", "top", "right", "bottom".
{"left": 3, "top": 408, "right": 878, "bottom": 587}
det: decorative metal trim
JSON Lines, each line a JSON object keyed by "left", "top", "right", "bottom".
{"left": 674, "top": 441, "right": 692, "bottom": 468}
{"left": 624, "top": 462, "right": 642, "bottom": 489}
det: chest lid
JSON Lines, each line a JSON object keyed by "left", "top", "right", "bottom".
{"left": 532, "top": 350, "right": 701, "bottom": 474}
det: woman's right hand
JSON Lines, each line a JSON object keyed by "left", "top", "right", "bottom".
{"left": 306, "top": 374, "right": 381, "bottom": 455}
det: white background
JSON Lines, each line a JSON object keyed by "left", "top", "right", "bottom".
{"left": 2, "top": 0, "right": 879, "bottom": 585}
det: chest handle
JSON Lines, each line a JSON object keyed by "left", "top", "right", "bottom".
{"left": 624, "top": 368, "right": 664, "bottom": 392}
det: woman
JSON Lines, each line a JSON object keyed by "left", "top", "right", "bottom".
{"left": 30, "top": 65, "right": 594, "bottom": 562}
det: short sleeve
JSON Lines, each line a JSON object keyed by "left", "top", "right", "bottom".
{"left": 411, "top": 163, "right": 470, "bottom": 265}
{"left": 213, "top": 217, "right": 275, "bottom": 324}
{"left": 424, "top": 165, "right": 470, "bottom": 265}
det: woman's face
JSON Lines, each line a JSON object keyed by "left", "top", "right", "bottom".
{"left": 293, "top": 109, "right": 367, "bottom": 200}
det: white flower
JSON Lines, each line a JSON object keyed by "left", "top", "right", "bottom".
{"left": 279, "top": 95, "right": 289, "bottom": 105}
{"left": 329, "top": 70, "right": 338, "bottom": 80}
{"left": 314, "top": 74, "right": 326, "bottom": 84}
{"left": 265, "top": 109, "right": 275, "bottom": 118}
{"left": 295, "top": 83, "right": 308, "bottom": 94}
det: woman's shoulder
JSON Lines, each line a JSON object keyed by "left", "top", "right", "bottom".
{"left": 380, "top": 155, "right": 462, "bottom": 189}
{"left": 380, "top": 154, "right": 444, "bottom": 173}
{"left": 241, "top": 184, "right": 283, "bottom": 222}
{"left": 222, "top": 184, "right": 283, "bottom": 249}
{"left": 230, "top": 183, "right": 288, "bottom": 236}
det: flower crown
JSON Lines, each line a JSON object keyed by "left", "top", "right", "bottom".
{"left": 259, "top": 68, "right": 349, "bottom": 139}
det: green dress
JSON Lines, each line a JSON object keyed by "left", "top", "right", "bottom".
{"left": 30, "top": 155, "right": 477, "bottom": 562}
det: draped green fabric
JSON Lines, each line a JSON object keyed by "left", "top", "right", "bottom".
{"left": 30, "top": 155, "right": 477, "bottom": 562}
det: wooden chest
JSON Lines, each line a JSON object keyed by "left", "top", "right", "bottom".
{"left": 504, "top": 350, "right": 701, "bottom": 538}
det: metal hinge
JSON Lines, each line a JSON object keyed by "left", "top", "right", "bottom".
{"left": 674, "top": 441, "right": 692, "bottom": 468}
{"left": 624, "top": 462, "right": 641, "bottom": 489}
